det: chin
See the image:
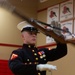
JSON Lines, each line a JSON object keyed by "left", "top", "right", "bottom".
{"left": 31, "top": 42, "right": 36, "bottom": 45}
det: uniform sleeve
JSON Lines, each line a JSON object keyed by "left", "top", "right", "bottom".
{"left": 44, "top": 43, "right": 67, "bottom": 61}
{"left": 8, "top": 50, "right": 37, "bottom": 75}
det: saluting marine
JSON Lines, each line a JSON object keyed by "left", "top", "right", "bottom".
{"left": 8, "top": 21, "right": 67, "bottom": 75}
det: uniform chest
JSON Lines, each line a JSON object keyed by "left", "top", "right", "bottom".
{"left": 22, "top": 48, "right": 47, "bottom": 64}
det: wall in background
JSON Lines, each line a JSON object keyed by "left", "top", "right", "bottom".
{"left": 0, "top": 0, "right": 75, "bottom": 75}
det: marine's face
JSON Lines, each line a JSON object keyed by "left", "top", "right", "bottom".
{"left": 22, "top": 31, "right": 37, "bottom": 45}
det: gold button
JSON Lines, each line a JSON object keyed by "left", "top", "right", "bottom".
{"left": 25, "top": 63, "right": 27, "bottom": 65}
{"left": 34, "top": 62, "right": 38, "bottom": 64}
{"left": 32, "top": 50, "right": 35, "bottom": 52}
{"left": 44, "top": 59, "right": 46, "bottom": 61}
{"left": 27, "top": 59, "right": 29, "bottom": 61}
{"left": 40, "top": 56, "right": 43, "bottom": 59}
{"left": 34, "top": 53, "right": 37, "bottom": 56}
{"left": 43, "top": 54, "right": 46, "bottom": 57}
{"left": 28, "top": 45, "right": 31, "bottom": 48}
{"left": 38, "top": 72, "right": 41, "bottom": 75}
{"left": 36, "top": 58, "right": 38, "bottom": 60}
{"left": 29, "top": 62, "right": 32, "bottom": 64}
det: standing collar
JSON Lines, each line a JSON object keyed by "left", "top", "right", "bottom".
{"left": 22, "top": 44, "right": 36, "bottom": 49}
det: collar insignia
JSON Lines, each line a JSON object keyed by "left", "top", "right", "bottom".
{"left": 10, "top": 53, "right": 18, "bottom": 60}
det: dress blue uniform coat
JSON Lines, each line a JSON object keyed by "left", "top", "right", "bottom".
{"left": 9, "top": 43, "right": 67, "bottom": 75}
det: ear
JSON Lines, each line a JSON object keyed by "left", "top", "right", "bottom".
{"left": 21, "top": 34, "right": 24, "bottom": 39}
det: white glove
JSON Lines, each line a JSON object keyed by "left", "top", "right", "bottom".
{"left": 36, "top": 64, "right": 57, "bottom": 71}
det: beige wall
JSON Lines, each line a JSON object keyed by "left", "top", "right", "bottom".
{"left": 0, "top": 8, "right": 23, "bottom": 60}
{"left": 0, "top": 8, "right": 23, "bottom": 44}
{"left": 0, "top": 0, "right": 75, "bottom": 75}
{"left": 9, "top": 0, "right": 38, "bottom": 18}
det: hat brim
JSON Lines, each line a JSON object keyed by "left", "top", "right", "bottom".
{"left": 21, "top": 27, "right": 39, "bottom": 33}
